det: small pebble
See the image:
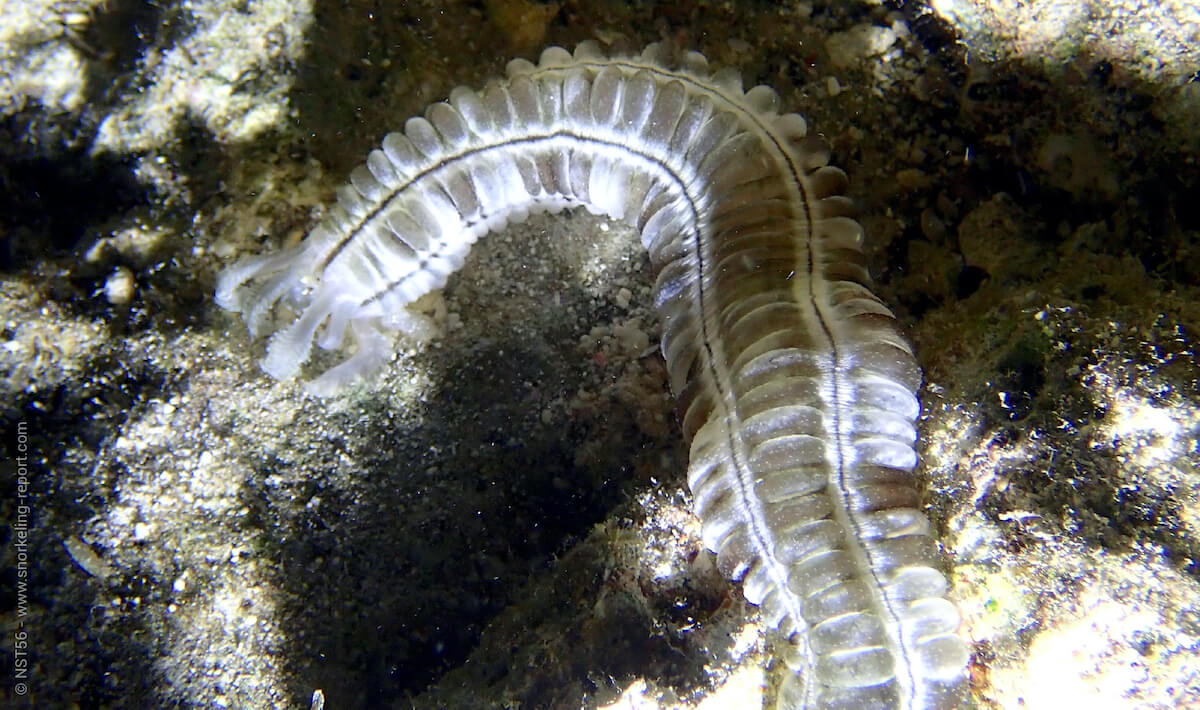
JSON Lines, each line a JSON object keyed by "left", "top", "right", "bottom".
{"left": 133, "top": 522, "right": 152, "bottom": 541}
{"left": 64, "top": 537, "right": 112, "bottom": 578}
{"left": 896, "top": 168, "right": 932, "bottom": 190}
{"left": 615, "top": 287, "right": 632, "bottom": 309}
{"left": 104, "top": 267, "right": 136, "bottom": 305}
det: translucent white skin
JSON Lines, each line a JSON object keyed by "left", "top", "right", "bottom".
{"left": 216, "top": 42, "right": 969, "bottom": 708}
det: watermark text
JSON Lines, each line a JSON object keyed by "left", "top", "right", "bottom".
{"left": 11, "top": 421, "right": 31, "bottom": 697}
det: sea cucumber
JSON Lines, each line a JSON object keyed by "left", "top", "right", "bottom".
{"left": 216, "top": 41, "right": 969, "bottom": 709}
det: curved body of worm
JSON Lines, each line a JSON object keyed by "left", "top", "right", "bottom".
{"left": 216, "top": 41, "right": 970, "bottom": 709}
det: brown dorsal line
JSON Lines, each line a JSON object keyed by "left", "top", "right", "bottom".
{"left": 216, "top": 41, "right": 969, "bottom": 709}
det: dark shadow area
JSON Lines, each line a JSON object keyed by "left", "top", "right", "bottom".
{"left": 857, "top": 36, "right": 1200, "bottom": 316}
{"left": 246, "top": 208, "right": 721, "bottom": 707}
{"left": 0, "top": 0, "right": 191, "bottom": 272}
{"left": 288, "top": 0, "right": 590, "bottom": 179}
{"left": 0, "top": 389, "right": 166, "bottom": 708}
{"left": 0, "top": 111, "right": 145, "bottom": 272}
{"left": 73, "top": 0, "right": 187, "bottom": 106}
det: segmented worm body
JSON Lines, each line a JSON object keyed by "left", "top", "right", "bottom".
{"left": 216, "top": 42, "right": 969, "bottom": 709}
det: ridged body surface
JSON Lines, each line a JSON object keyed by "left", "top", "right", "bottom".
{"left": 216, "top": 42, "right": 969, "bottom": 708}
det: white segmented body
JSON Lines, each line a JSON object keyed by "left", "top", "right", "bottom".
{"left": 216, "top": 42, "right": 970, "bottom": 708}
